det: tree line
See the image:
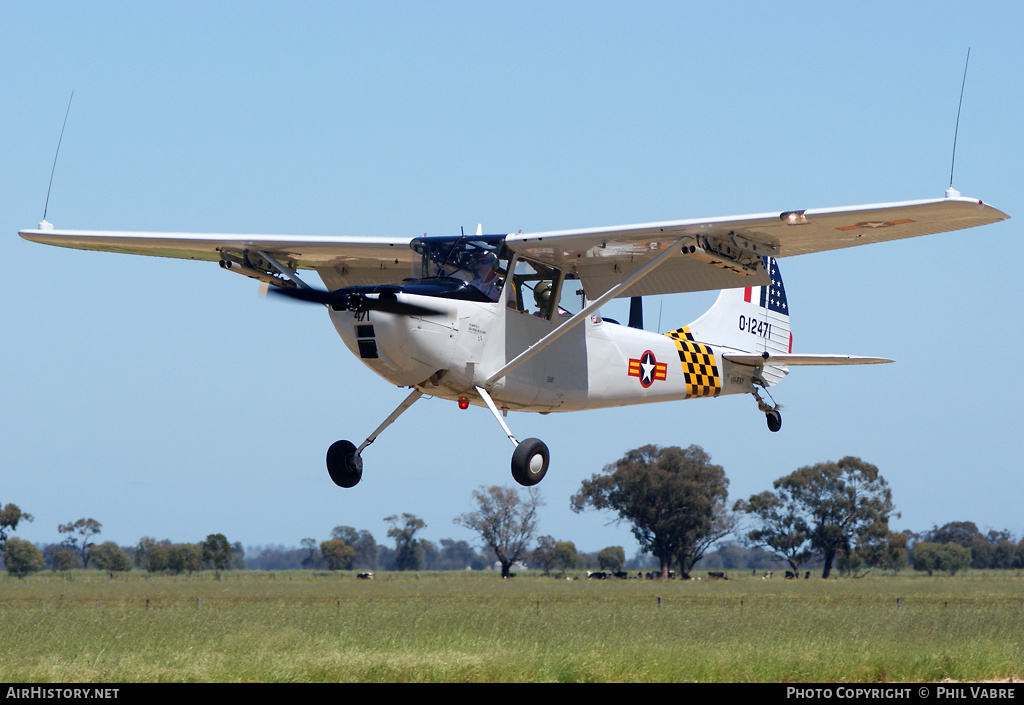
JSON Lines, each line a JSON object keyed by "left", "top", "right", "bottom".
{"left": 4, "top": 446, "right": 1024, "bottom": 579}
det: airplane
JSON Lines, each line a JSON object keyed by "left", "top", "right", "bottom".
{"left": 20, "top": 188, "right": 1008, "bottom": 489}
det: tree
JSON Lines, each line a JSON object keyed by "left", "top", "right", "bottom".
{"left": 919, "top": 522, "right": 1018, "bottom": 569}
{"left": 571, "top": 444, "right": 732, "bottom": 579}
{"left": 230, "top": 542, "right": 246, "bottom": 570}
{"left": 454, "top": 485, "right": 543, "bottom": 578}
{"left": 134, "top": 536, "right": 170, "bottom": 573}
{"left": 300, "top": 538, "right": 320, "bottom": 569}
{"left": 598, "top": 546, "right": 625, "bottom": 573}
{"left": 553, "top": 541, "right": 578, "bottom": 576}
{"left": 201, "top": 534, "right": 233, "bottom": 571}
{"left": 913, "top": 542, "right": 971, "bottom": 576}
{"left": 530, "top": 535, "right": 558, "bottom": 575}
{"left": 166, "top": 544, "right": 203, "bottom": 574}
{"left": 58, "top": 518, "right": 102, "bottom": 569}
{"left": 924, "top": 521, "right": 983, "bottom": 547}
{"left": 736, "top": 457, "right": 897, "bottom": 579}
{"left": 51, "top": 548, "right": 77, "bottom": 574}
{"left": 385, "top": 513, "right": 426, "bottom": 571}
{"left": 3, "top": 537, "right": 44, "bottom": 578}
{"left": 431, "top": 539, "right": 486, "bottom": 570}
{"left": 875, "top": 530, "right": 910, "bottom": 575}
{"left": 331, "top": 526, "right": 378, "bottom": 569}
{"left": 0, "top": 503, "right": 33, "bottom": 552}
{"left": 90, "top": 542, "right": 132, "bottom": 577}
{"left": 320, "top": 538, "right": 356, "bottom": 570}
{"left": 734, "top": 489, "right": 815, "bottom": 574}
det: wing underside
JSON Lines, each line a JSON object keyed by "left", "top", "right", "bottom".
{"left": 505, "top": 196, "right": 1008, "bottom": 299}
{"left": 20, "top": 195, "right": 1008, "bottom": 296}
{"left": 17, "top": 227, "right": 418, "bottom": 288}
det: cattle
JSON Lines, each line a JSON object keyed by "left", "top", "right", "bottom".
{"left": 586, "top": 571, "right": 611, "bottom": 579}
{"left": 762, "top": 571, "right": 773, "bottom": 580}
{"left": 785, "top": 571, "right": 795, "bottom": 579}
{"left": 645, "top": 570, "right": 676, "bottom": 580}
{"left": 357, "top": 572, "right": 374, "bottom": 580}
{"left": 706, "top": 571, "right": 728, "bottom": 580}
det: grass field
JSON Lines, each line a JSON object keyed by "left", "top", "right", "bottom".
{"left": 2, "top": 569, "right": 1022, "bottom": 683}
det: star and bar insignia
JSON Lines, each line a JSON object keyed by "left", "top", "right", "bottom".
{"left": 836, "top": 218, "right": 915, "bottom": 231}
{"left": 627, "top": 350, "right": 667, "bottom": 388}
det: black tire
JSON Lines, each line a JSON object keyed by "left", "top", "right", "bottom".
{"left": 326, "top": 440, "right": 363, "bottom": 488}
{"left": 511, "top": 438, "right": 549, "bottom": 486}
{"left": 766, "top": 410, "right": 782, "bottom": 433}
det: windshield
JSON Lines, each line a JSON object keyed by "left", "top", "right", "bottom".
{"left": 411, "top": 235, "right": 508, "bottom": 301}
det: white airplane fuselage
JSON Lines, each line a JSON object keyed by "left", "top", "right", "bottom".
{"left": 329, "top": 294, "right": 756, "bottom": 413}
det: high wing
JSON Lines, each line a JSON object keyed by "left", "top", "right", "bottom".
{"left": 506, "top": 196, "right": 1009, "bottom": 299}
{"left": 19, "top": 195, "right": 1008, "bottom": 295}
{"left": 17, "top": 227, "right": 417, "bottom": 289}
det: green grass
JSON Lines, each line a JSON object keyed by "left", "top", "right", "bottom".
{"left": 2, "top": 570, "right": 1023, "bottom": 682}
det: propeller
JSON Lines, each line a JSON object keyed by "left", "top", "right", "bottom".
{"left": 269, "top": 285, "right": 444, "bottom": 317}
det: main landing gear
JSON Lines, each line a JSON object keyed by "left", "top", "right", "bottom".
{"left": 475, "top": 385, "right": 549, "bottom": 487}
{"left": 325, "top": 388, "right": 424, "bottom": 488}
{"left": 324, "top": 384, "right": 550, "bottom": 488}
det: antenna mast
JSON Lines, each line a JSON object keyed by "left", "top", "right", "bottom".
{"left": 42, "top": 91, "right": 74, "bottom": 227}
{"left": 947, "top": 49, "right": 970, "bottom": 197}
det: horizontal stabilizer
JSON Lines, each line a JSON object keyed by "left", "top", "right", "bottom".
{"left": 723, "top": 353, "right": 893, "bottom": 367}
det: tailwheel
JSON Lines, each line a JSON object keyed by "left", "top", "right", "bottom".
{"left": 326, "top": 440, "right": 363, "bottom": 488}
{"left": 511, "top": 438, "right": 549, "bottom": 486}
{"left": 751, "top": 386, "right": 782, "bottom": 433}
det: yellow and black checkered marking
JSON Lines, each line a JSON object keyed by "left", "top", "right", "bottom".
{"left": 665, "top": 327, "right": 721, "bottom": 398}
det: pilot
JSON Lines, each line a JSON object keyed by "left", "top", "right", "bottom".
{"left": 533, "top": 281, "right": 553, "bottom": 316}
{"left": 470, "top": 253, "right": 502, "bottom": 301}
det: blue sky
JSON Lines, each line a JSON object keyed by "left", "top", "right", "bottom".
{"left": 2, "top": 2, "right": 1021, "bottom": 558}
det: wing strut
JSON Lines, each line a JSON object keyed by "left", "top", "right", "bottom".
{"left": 484, "top": 236, "right": 691, "bottom": 388}
{"left": 258, "top": 250, "right": 314, "bottom": 290}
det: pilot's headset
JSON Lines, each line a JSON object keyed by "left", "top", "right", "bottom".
{"left": 533, "top": 281, "right": 553, "bottom": 310}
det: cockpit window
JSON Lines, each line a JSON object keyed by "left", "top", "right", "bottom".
{"left": 410, "top": 235, "right": 507, "bottom": 301}
{"left": 507, "top": 257, "right": 582, "bottom": 319}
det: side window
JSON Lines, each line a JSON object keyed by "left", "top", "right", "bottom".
{"left": 510, "top": 259, "right": 557, "bottom": 319}
{"left": 556, "top": 273, "right": 583, "bottom": 317}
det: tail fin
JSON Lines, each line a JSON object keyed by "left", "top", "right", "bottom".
{"left": 665, "top": 257, "right": 791, "bottom": 386}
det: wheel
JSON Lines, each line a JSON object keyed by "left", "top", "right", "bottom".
{"left": 326, "top": 440, "right": 363, "bottom": 488}
{"left": 766, "top": 410, "right": 782, "bottom": 433}
{"left": 511, "top": 438, "right": 549, "bottom": 486}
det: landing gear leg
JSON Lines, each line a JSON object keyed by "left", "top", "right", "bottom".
{"left": 751, "top": 387, "right": 782, "bottom": 433}
{"left": 327, "top": 388, "right": 424, "bottom": 488}
{"left": 475, "top": 386, "right": 550, "bottom": 486}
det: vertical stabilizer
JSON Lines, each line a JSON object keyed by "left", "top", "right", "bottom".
{"left": 665, "top": 257, "right": 791, "bottom": 386}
